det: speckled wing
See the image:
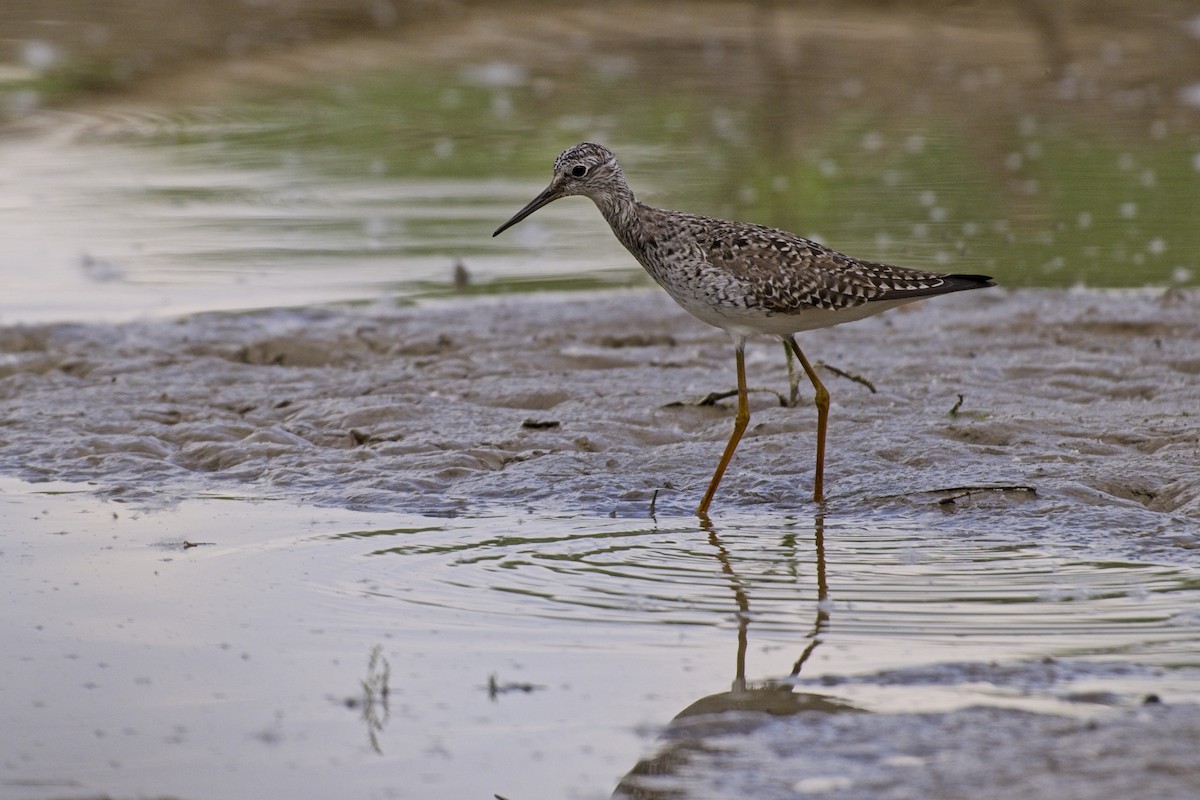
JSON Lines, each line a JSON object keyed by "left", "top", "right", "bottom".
{"left": 688, "top": 217, "right": 977, "bottom": 314}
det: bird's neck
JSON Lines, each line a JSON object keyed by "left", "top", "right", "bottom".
{"left": 590, "top": 183, "right": 644, "bottom": 246}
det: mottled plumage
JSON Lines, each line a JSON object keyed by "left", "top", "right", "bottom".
{"left": 494, "top": 142, "right": 995, "bottom": 515}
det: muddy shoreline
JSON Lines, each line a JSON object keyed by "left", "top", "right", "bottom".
{"left": 1, "top": 287, "right": 1196, "bottom": 541}
{"left": 3, "top": 287, "right": 1200, "bottom": 799}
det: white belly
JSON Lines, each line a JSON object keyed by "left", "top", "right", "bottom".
{"left": 667, "top": 284, "right": 920, "bottom": 340}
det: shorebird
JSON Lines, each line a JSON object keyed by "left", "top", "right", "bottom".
{"left": 493, "top": 143, "right": 995, "bottom": 516}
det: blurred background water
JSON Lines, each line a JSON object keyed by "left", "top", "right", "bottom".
{"left": 2, "top": 0, "right": 1199, "bottom": 322}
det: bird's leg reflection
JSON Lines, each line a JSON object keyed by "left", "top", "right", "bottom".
{"left": 613, "top": 516, "right": 852, "bottom": 799}
{"left": 703, "top": 514, "right": 831, "bottom": 687}
{"left": 791, "top": 514, "right": 829, "bottom": 677}
{"left": 701, "top": 518, "right": 752, "bottom": 694}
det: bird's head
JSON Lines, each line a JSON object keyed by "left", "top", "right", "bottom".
{"left": 493, "top": 143, "right": 625, "bottom": 236}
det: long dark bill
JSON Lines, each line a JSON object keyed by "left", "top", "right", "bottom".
{"left": 492, "top": 184, "right": 562, "bottom": 237}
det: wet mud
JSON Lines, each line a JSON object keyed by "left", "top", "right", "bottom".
{"left": 617, "top": 696, "right": 1200, "bottom": 799}
{"left": 0, "top": 287, "right": 1196, "bottom": 541}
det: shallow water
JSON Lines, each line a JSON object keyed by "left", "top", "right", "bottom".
{"left": 0, "top": 123, "right": 578, "bottom": 323}
{"left": 3, "top": 3, "right": 1200, "bottom": 324}
{"left": 3, "top": 478, "right": 1199, "bottom": 799}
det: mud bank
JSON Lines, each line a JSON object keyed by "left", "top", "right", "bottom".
{"left": 0, "top": 287, "right": 1197, "bottom": 539}
{"left": 616, "top": 697, "right": 1200, "bottom": 799}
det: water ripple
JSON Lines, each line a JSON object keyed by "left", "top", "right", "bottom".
{"left": 319, "top": 514, "right": 1200, "bottom": 674}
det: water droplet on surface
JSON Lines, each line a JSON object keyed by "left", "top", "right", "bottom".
{"left": 21, "top": 40, "right": 60, "bottom": 71}
{"left": 1177, "top": 84, "right": 1200, "bottom": 109}
{"left": 461, "top": 62, "right": 527, "bottom": 88}
{"left": 490, "top": 92, "right": 513, "bottom": 119}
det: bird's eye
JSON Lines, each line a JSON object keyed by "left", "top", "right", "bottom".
{"left": 571, "top": 165, "right": 588, "bottom": 178}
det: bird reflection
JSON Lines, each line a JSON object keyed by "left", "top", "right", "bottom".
{"left": 612, "top": 515, "right": 854, "bottom": 799}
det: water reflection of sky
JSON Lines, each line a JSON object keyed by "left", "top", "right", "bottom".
{"left": 4, "top": 479, "right": 1200, "bottom": 798}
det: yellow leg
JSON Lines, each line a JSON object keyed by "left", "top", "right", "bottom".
{"left": 786, "top": 335, "right": 829, "bottom": 503}
{"left": 697, "top": 340, "right": 749, "bottom": 518}
{"left": 784, "top": 342, "right": 800, "bottom": 407}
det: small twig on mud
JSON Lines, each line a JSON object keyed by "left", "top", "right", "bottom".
{"left": 665, "top": 387, "right": 789, "bottom": 408}
{"left": 692, "top": 389, "right": 737, "bottom": 406}
{"left": 876, "top": 485, "right": 1036, "bottom": 505}
{"left": 667, "top": 361, "right": 873, "bottom": 409}
{"left": 933, "top": 485, "right": 1037, "bottom": 505}
{"left": 649, "top": 488, "right": 659, "bottom": 518}
{"left": 487, "top": 674, "right": 543, "bottom": 700}
{"left": 949, "top": 393, "right": 965, "bottom": 416}
{"left": 817, "top": 362, "right": 877, "bottom": 394}
{"left": 521, "top": 418, "right": 560, "bottom": 430}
